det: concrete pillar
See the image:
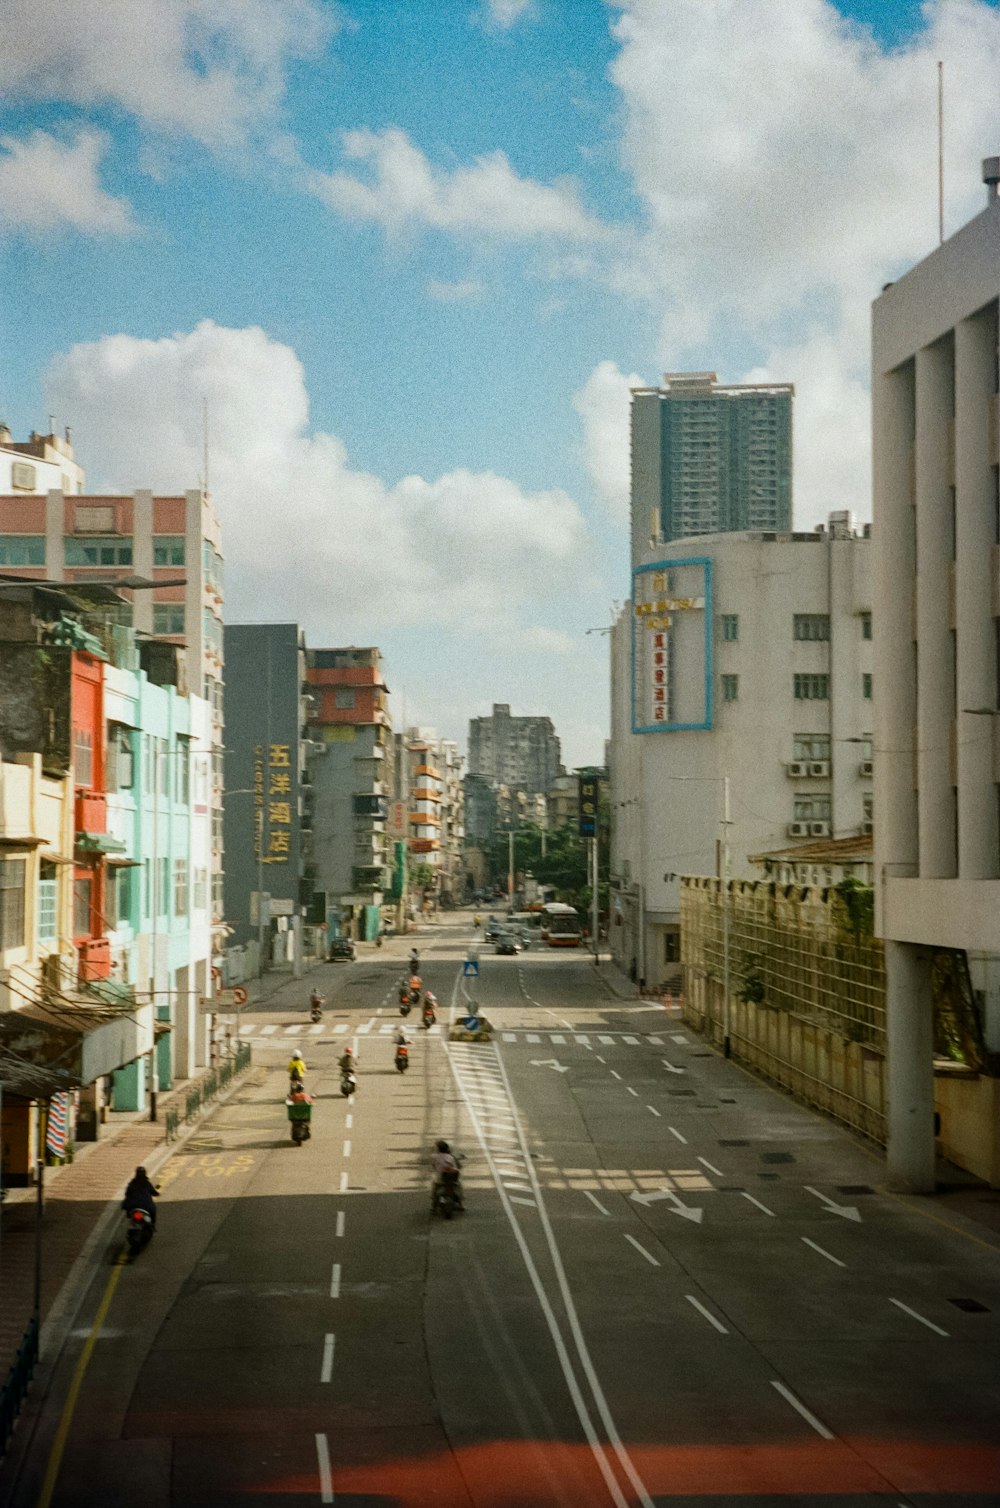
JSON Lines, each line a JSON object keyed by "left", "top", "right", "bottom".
{"left": 133, "top": 491, "right": 154, "bottom": 633}
{"left": 914, "top": 340, "right": 957, "bottom": 877}
{"left": 45, "top": 490, "right": 65, "bottom": 578}
{"left": 885, "top": 940, "right": 936, "bottom": 1193}
{"left": 954, "top": 308, "right": 1000, "bottom": 879}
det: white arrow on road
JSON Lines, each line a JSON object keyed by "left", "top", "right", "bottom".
{"left": 529, "top": 1058, "right": 570, "bottom": 1073}
{"left": 630, "top": 1187, "right": 703, "bottom": 1223}
{"left": 660, "top": 1058, "right": 686, "bottom": 1075}
{"left": 804, "top": 1185, "right": 862, "bottom": 1222}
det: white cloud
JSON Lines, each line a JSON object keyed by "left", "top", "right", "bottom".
{"left": 44, "top": 322, "right": 590, "bottom": 637}
{"left": 482, "top": 0, "right": 535, "bottom": 29}
{"left": 427, "top": 277, "right": 484, "bottom": 302}
{"left": 0, "top": 0, "right": 331, "bottom": 148}
{"left": 573, "top": 360, "right": 646, "bottom": 521}
{"left": 306, "top": 126, "right": 607, "bottom": 242}
{"left": 0, "top": 129, "right": 134, "bottom": 236}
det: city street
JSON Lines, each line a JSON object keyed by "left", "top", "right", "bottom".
{"left": 8, "top": 914, "right": 1000, "bottom": 1508}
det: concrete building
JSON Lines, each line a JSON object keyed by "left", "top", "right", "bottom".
{"left": 304, "top": 646, "right": 392, "bottom": 942}
{"left": 467, "top": 703, "right": 563, "bottom": 795}
{"left": 546, "top": 773, "right": 580, "bottom": 830}
{"left": 630, "top": 372, "right": 793, "bottom": 560}
{"left": 609, "top": 514, "right": 872, "bottom": 988}
{"left": 0, "top": 423, "right": 85, "bottom": 497}
{"left": 463, "top": 773, "right": 496, "bottom": 848}
{"left": 438, "top": 739, "right": 466, "bottom": 905}
{"left": 872, "top": 157, "right": 1000, "bottom": 1192}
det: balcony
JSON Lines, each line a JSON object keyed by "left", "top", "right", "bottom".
{"left": 77, "top": 936, "right": 111, "bottom": 981}
{"left": 75, "top": 789, "right": 107, "bottom": 835}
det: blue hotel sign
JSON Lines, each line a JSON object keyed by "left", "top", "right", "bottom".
{"left": 631, "top": 557, "right": 713, "bottom": 733}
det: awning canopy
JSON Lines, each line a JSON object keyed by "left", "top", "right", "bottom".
{"left": 75, "top": 832, "right": 127, "bottom": 854}
{"left": 0, "top": 997, "right": 154, "bottom": 1099}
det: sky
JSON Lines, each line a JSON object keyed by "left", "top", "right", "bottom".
{"left": 1, "top": 0, "right": 998, "bottom": 767}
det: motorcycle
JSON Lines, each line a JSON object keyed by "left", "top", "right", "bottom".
{"left": 125, "top": 1207, "right": 155, "bottom": 1257}
{"left": 395, "top": 1044, "right": 409, "bottom": 1074}
{"left": 399, "top": 992, "right": 412, "bottom": 1017}
{"left": 310, "top": 1001, "right": 323, "bottom": 1023}
{"left": 432, "top": 1168, "right": 463, "bottom": 1221}
{"left": 340, "top": 1069, "right": 357, "bottom": 1098}
{"left": 421, "top": 1001, "right": 436, "bottom": 1029}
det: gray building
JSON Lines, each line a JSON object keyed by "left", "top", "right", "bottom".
{"left": 463, "top": 773, "right": 496, "bottom": 848}
{"left": 223, "top": 623, "right": 311, "bottom": 968}
{"left": 630, "top": 372, "right": 793, "bottom": 559}
{"left": 467, "top": 703, "right": 563, "bottom": 796}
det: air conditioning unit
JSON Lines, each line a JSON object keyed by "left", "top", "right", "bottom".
{"left": 859, "top": 759, "right": 873, "bottom": 777}
{"left": 786, "top": 762, "right": 808, "bottom": 778}
{"left": 862, "top": 820, "right": 873, "bottom": 835}
{"left": 808, "top": 761, "right": 830, "bottom": 777}
{"left": 787, "top": 821, "right": 809, "bottom": 837}
{"left": 809, "top": 821, "right": 831, "bottom": 837}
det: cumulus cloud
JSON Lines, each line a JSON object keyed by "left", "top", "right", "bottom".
{"left": 0, "top": 129, "right": 134, "bottom": 236}
{"left": 0, "top": 0, "right": 330, "bottom": 148}
{"left": 481, "top": 0, "right": 535, "bottom": 28}
{"left": 44, "top": 322, "right": 589, "bottom": 636}
{"left": 573, "top": 360, "right": 646, "bottom": 521}
{"left": 305, "top": 126, "right": 607, "bottom": 242}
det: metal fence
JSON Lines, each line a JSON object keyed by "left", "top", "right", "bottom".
{"left": 0, "top": 1314, "right": 39, "bottom": 1457}
{"left": 165, "top": 1042, "right": 252, "bottom": 1142}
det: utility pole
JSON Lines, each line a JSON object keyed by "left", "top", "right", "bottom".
{"left": 721, "top": 774, "right": 732, "bottom": 1059}
{"left": 591, "top": 832, "right": 600, "bottom": 966}
{"left": 508, "top": 827, "right": 515, "bottom": 906}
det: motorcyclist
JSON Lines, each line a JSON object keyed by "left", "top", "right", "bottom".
{"left": 288, "top": 1051, "right": 307, "bottom": 1084}
{"left": 408, "top": 948, "right": 419, "bottom": 971}
{"left": 309, "top": 988, "right": 324, "bottom": 1009}
{"left": 338, "top": 1045, "right": 357, "bottom": 1075}
{"left": 408, "top": 974, "right": 422, "bottom": 998}
{"left": 393, "top": 1024, "right": 411, "bottom": 1047}
{"left": 422, "top": 991, "right": 437, "bottom": 1023}
{"left": 122, "top": 1165, "right": 160, "bottom": 1226}
{"left": 430, "top": 1139, "right": 463, "bottom": 1210}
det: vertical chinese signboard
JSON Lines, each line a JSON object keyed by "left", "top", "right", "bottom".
{"left": 631, "top": 557, "right": 713, "bottom": 732}
{"left": 578, "top": 772, "right": 599, "bottom": 837}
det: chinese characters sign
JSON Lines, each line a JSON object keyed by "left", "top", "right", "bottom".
{"left": 254, "top": 741, "right": 296, "bottom": 873}
{"left": 631, "top": 558, "right": 712, "bottom": 732}
{"left": 578, "top": 772, "right": 599, "bottom": 837}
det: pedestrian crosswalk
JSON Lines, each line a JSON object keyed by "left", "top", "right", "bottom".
{"left": 239, "top": 1020, "right": 441, "bottom": 1040}
{"left": 499, "top": 1031, "right": 666, "bottom": 1047}
{"left": 237, "top": 1021, "right": 667, "bottom": 1049}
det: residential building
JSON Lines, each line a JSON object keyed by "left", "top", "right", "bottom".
{"left": 609, "top": 512, "right": 871, "bottom": 988}
{"left": 630, "top": 372, "right": 793, "bottom": 561}
{"left": 438, "top": 739, "right": 466, "bottom": 905}
{"left": 463, "top": 773, "right": 496, "bottom": 848}
{"left": 546, "top": 774, "right": 580, "bottom": 830}
{"left": 395, "top": 727, "right": 466, "bottom": 910}
{"left": 0, "top": 423, "right": 85, "bottom": 497}
{"left": 305, "top": 646, "right": 392, "bottom": 942}
{"left": 872, "top": 156, "right": 1000, "bottom": 1192}
{"left": 223, "top": 624, "right": 314, "bottom": 972}
{"left": 467, "top": 703, "right": 563, "bottom": 794}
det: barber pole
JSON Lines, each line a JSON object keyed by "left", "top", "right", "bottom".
{"left": 46, "top": 1091, "right": 70, "bottom": 1157}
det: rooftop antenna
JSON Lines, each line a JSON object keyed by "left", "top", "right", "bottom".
{"left": 937, "top": 60, "right": 944, "bottom": 245}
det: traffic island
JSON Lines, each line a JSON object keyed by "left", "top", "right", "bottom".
{"left": 449, "top": 1012, "right": 493, "bottom": 1043}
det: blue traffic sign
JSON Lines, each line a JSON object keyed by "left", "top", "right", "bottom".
{"left": 462, "top": 960, "right": 479, "bottom": 977}
{"left": 465, "top": 1015, "right": 480, "bottom": 1033}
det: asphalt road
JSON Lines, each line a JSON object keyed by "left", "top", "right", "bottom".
{"left": 10, "top": 913, "right": 1000, "bottom": 1507}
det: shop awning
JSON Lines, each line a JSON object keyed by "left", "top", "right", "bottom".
{"left": 75, "top": 832, "right": 127, "bottom": 854}
{"left": 105, "top": 854, "right": 141, "bottom": 867}
{"left": 0, "top": 997, "right": 154, "bottom": 1099}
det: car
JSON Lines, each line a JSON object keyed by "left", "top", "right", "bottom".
{"left": 494, "top": 933, "right": 520, "bottom": 956}
{"left": 328, "top": 937, "right": 356, "bottom": 962}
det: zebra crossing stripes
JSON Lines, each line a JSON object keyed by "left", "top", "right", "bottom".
{"left": 497, "top": 1029, "right": 684, "bottom": 1049}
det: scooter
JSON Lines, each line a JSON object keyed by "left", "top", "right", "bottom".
{"left": 310, "top": 1001, "right": 323, "bottom": 1023}
{"left": 340, "top": 1069, "right": 357, "bottom": 1098}
{"left": 395, "top": 1044, "right": 409, "bottom": 1074}
{"left": 421, "top": 1001, "right": 436, "bottom": 1029}
{"left": 125, "top": 1207, "right": 155, "bottom": 1257}
{"left": 399, "top": 996, "right": 412, "bottom": 1017}
{"left": 432, "top": 1169, "right": 463, "bottom": 1221}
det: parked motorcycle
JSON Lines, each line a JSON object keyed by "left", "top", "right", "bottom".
{"left": 340, "top": 1069, "right": 357, "bottom": 1098}
{"left": 125, "top": 1207, "right": 155, "bottom": 1257}
{"left": 395, "top": 1044, "right": 410, "bottom": 1074}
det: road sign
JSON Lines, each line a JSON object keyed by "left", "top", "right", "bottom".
{"left": 464, "top": 1015, "right": 480, "bottom": 1032}
{"left": 199, "top": 987, "right": 248, "bottom": 1010}
{"left": 462, "top": 959, "right": 479, "bottom": 977}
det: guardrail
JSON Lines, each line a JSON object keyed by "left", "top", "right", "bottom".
{"left": 165, "top": 1042, "right": 252, "bottom": 1143}
{"left": 0, "top": 1314, "right": 39, "bottom": 1458}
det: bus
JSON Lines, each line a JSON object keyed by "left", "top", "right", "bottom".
{"left": 539, "top": 902, "right": 581, "bottom": 947}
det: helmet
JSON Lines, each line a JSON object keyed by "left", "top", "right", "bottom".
{"left": 343, "top": 1045, "right": 353, "bottom": 1056}
{"left": 436, "top": 1139, "right": 449, "bottom": 1153}
{"left": 424, "top": 992, "right": 436, "bottom": 1004}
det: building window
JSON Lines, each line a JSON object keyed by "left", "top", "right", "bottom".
{"left": 0, "top": 857, "right": 27, "bottom": 950}
{"left": 153, "top": 536, "right": 185, "bottom": 566}
{"left": 74, "top": 727, "right": 94, "bottom": 786}
{"left": 792, "top": 733, "right": 830, "bottom": 760}
{"left": 153, "top": 604, "right": 185, "bottom": 635}
{"left": 720, "top": 614, "right": 739, "bottom": 641}
{"left": 863, "top": 792, "right": 874, "bottom": 821}
{"left": 155, "top": 856, "right": 169, "bottom": 917}
{"left": 862, "top": 672, "right": 873, "bottom": 699}
{"left": 794, "top": 674, "right": 829, "bottom": 700}
{"left": 861, "top": 612, "right": 872, "bottom": 640}
{"left": 793, "top": 614, "right": 830, "bottom": 641}
{"left": 116, "top": 867, "right": 133, "bottom": 925}
{"left": 176, "top": 738, "right": 191, "bottom": 805}
{"left": 664, "top": 932, "right": 680, "bottom": 963}
{"left": 65, "top": 537, "right": 133, "bottom": 567}
{"left": 721, "top": 674, "right": 739, "bottom": 701}
{"left": 193, "top": 867, "right": 208, "bottom": 911}
{"left": 106, "top": 724, "right": 134, "bottom": 792}
{"left": 173, "top": 858, "right": 188, "bottom": 917}
{"left": 37, "top": 869, "right": 58, "bottom": 943}
{"left": 793, "top": 795, "right": 831, "bottom": 821}
{"left": 0, "top": 535, "right": 46, "bottom": 566}
{"left": 73, "top": 876, "right": 92, "bottom": 938}
{"left": 335, "top": 688, "right": 356, "bottom": 709}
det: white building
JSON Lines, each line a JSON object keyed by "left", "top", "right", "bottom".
{"left": 610, "top": 514, "right": 872, "bottom": 987}
{"left": 0, "top": 423, "right": 85, "bottom": 499}
{"left": 872, "top": 157, "right": 1000, "bottom": 1193}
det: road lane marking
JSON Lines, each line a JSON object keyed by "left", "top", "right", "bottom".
{"left": 623, "top": 1035, "right": 640, "bottom": 1045}
{"left": 647, "top": 1105, "right": 661, "bottom": 1116}
{"left": 595, "top": 1054, "right": 606, "bottom": 1063}
{"left": 550, "top": 1034, "right": 566, "bottom": 1043}
{"left": 321, "top": 1333, "right": 336, "bottom": 1383}
{"left": 771, "top": 1381, "right": 834, "bottom": 1438}
{"left": 668, "top": 1125, "right": 688, "bottom": 1144}
{"left": 685, "top": 1295, "right": 729, "bottom": 1334}
{"left": 889, "top": 1298, "right": 949, "bottom": 1336}
{"left": 698, "top": 1156, "right": 724, "bottom": 1177}
{"left": 309, "top": 1023, "right": 324, "bottom": 1035}
{"left": 583, "top": 1191, "right": 611, "bottom": 1216}
{"left": 610, "top": 1069, "right": 622, "bottom": 1080}
{"left": 345, "top": 1112, "right": 353, "bottom": 1128}
{"left": 598, "top": 1035, "right": 615, "bottom": 1045}
{"left": 647, "top": 1035, "right": 664, "bottom": 1045}
{"left": 339, "top": 1172, "right": 348, "bottom": 1192}
{"left": 343, "top": 1139, "right": 351, "bottom": 1158}
{"left": 284, "top": 1025, "right": 299, "bottom": 1035}
{"left": 624, "top": 1234, "right": 660, "bottom": 1267}
{"left": 510, "top": 1196, "right": 537, "bottom": 1206}
{"left": 315, "top": 1433, "right": 333, "bottom": 1503}
{"left": 336, "top": 1211, "right": 345, "bottom": 1237}
{"left": 627, "top": 1087, "right": 639, "bottom": 1097}
{"left": 330, "top": 1263, "right": 341, "bottom": 1298}
{"left": 333, "top": 1023, "right": 348, "bottom": 1034}
{"left": 670, "top": 1033, "right": 688, "bottom": 1044}
{"left": 574, "top": 1034, "right": 590, "bottom": 1044}
{"left": 503, "top": 1032, "right": 516, "bottom": 1041}
{"left": 261, "top": 1024, "right": 278, "bottom": 1035}
{"left": 801, "top": 1236, "right": 846, "bottom": 1267}
{"left": 741, "top": 1192, "right": 775, "bottom": 1216}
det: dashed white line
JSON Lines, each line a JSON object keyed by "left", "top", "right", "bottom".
{"left": 685, "top": 1295, "right": 729, "bottom": 1334}
{"left": 668, "top": 1125, "right": 688, "bottom": 1144}
{"left": 670, "top": 1033, "right": 688, "bottom": 1045}
{"left": 320, "top": 1332, "right": 336, "bottom": 1383}
{"left": 583, "top": 1190, "right": 611, "bottom": 1216}
{"left": 770, "top": 1381, "right": 834, "bottom": 1439}
{"left": 315, "top": 1433, "right": 333, "bottom": 1503}
{"left": 889, "top": 1298, "right": 949, "bottom": 1336}
{"left": 622, "top": 1035, "right": 640, "bottom": 1045}
{"left": 261, "top": 1024, "right": 278, "bottom": 1036}
{"left": 598, "top": 1035, "right": 615, "bottom": 1045}
{"left": 343, "top": 1139, "right": 351, "bottom": 1158}
{"left": 801, "top": 1236, "right": 846, "bottom": 1267}
{"left": 647, "top": 1105, "right": 661, "bottom": 1117}
{"left": 610, "top": 1070, "right": 622, "bottom": 1081}
{"left": 647, "top": 1035, "right": 664, "bottom": 1045}
{"left": 345, "top": 1112, "right": 353, "bottom": 1129}
{"left": 333, "top": 1023, "right": 348, "bottom": 1035}
{"left": 574, "top": 1034, "right": 591, "bottom": 1045}
{"left": 595, "top": 1054, "right": 606, "bottom": 1064}
{"left": 335, "top": 1211, "right": 345, "bottom": 1238}
{"left": 624, "top": 1233, "right": 661, "bottom": 1267}
{"left": 339, "top": 1171, "right": 348, "bottom": 1193}
{"left": 740, "top": 1192, "right": 775, "bottom": 1216}
{"left": 551, "top": 1034, "right": 566, "bottom": 1044}
{"left": 627, "top": 1087, "right": 639, "bottom": 1097}
{"left": 526, "top": 1033, "right": 541, "bottom": 1043}
{"left": 330, "top": 1263, "right": 341, "bottom": 1298}
{"left": 698, "top": 1156, "right": 724, "bottom": 1177}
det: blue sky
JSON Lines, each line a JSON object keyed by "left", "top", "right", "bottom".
{"left": 1, "top": 0, "right": 997, "bottom": 765}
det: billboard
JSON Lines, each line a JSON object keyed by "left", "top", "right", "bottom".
{"left": 631, "top": 557, "right": 713, "bottom": 733}
{"left": 578, "top": 772, "right": 599, "bottom": 837}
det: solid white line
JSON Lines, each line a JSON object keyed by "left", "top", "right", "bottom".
{"left": 685, "top": 1295, "right": 729, "bottom": 1334}
{"left": 339, "top": 1171, "right": 348, "bottom": 1193}
{"left": 770, "top": 1381, "right": 834, "bottom": 1439}
{"left": 610, "top": 1070, "right": 622, "bottom": 1081}
{"left": 315, "top": 1432, "right": 333, "bottom": 1503}
{"left": 583, "top": 1190, "right": 611, "bottom": 1216}
{"left": 624, "top": 1233, "right": 660, "bottom": 1267}
{"left": 698, "top": 1156, "right": 724, "bottom": 1177}
{"left": 627, "top": 1087, "right": 639, "bottom": 1097}
{"left": 668, "top": 1125, "right": 688, "bottom": 1144}
{"left": 801, "top": 1236, "right": 846, "bottom": 1267}
{"left": 321, "top": 1332, "right": 336, "bottom": 1383}
{"left": 335, "top": 1211, "right": 345, "bottom": 1238}
{"left": 561, "top": 1018, "right": 573, "bottom": 1030}
{"left": 647, "top": 1105, "right": 661, "bottom": 1117}
{"left": 741, "top": 1192, "right": 775, "bottom": 1216}
{"left": 330, "top": 1264, "right": 341, "bottom": 1298}
{"left": 889, "top": 1298, "right": 949, "bottom": 1336}
{"left": 343, "top": 1139, "right": 351, "bottom": 1158}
